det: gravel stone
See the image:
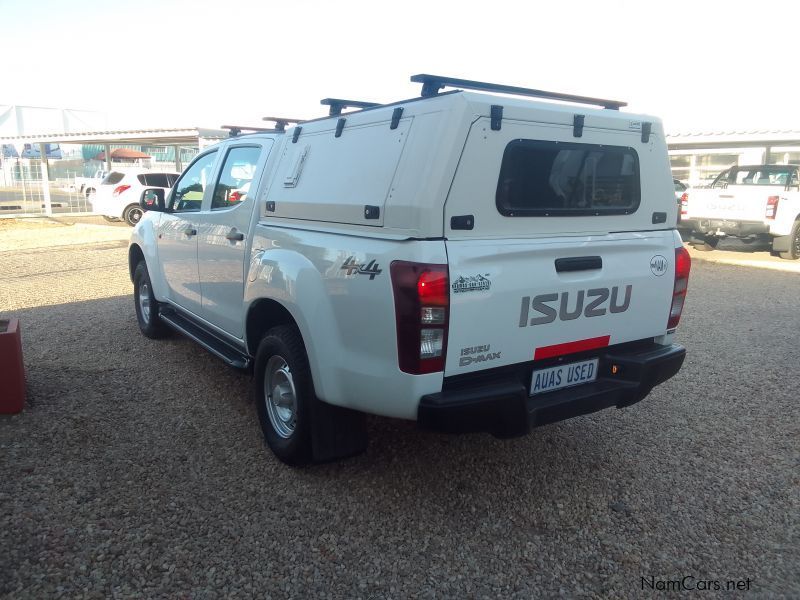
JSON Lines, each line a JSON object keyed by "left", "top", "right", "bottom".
{"left": 0, "top": 220, "right": 798, "bottom": 598}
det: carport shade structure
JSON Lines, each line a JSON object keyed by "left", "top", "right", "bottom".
{"left": 0, "top": 127, "right": 227, "bottom": 215}
{"left": 93, "top": 148, "right": 152, "bottom": 161}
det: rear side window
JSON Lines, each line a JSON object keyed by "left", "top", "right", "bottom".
{"left": 142, "top": 173, "right": 170, "bottom": 187}
{"left": 496, "top": 140, "right": 640, "bottom": 216}
{"left": 137, "top": 174, "right": 147, "bottom": 185}
{"left": 101, "top": 172, "right": 125, "bottom": 185}
{"left": 211, "top": 146, "right": 261, "bottom": 210}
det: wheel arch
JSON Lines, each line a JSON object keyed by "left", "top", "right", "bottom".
{"left": 128, "top": 243, "right": 145, "bottom": 282}
{"left": 245, "top": 299, "right": 301, "bottom": 357}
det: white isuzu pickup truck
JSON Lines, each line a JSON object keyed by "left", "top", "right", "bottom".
{"left": 680, "top": 164, "right": 800, "bottom": 259}
{"left": 128, "top": 75, "right": 689, "bottom": 465}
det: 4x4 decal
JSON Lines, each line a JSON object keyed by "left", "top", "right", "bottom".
{"left": 341, "top": 256, "right": 382, "bottom": 280}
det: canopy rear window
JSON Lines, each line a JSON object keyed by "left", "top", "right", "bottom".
{"left": 496, "top": 140, "right": 640, "bottom": 216}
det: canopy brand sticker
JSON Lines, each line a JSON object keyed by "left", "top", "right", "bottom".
{"left": 650, "top": 255, "right": 668, "bottom": 277}
{"left": 452, "top": 274, "right": 491, "bottom": 294}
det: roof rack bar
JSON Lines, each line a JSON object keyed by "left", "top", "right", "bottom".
{"left": 320, "top": 98, "right": 381, "bottom": 116}
{"left": 221, "top": 125, "right": 279, "bottom": 137}
{"left": 410, "top": 74, "right": 627, "bottom": 110}
{"left": 262, "top": 117, "right": 306, "bottom": 132}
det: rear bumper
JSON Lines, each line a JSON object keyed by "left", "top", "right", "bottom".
{"left": 680, "top": 218, "right": 770, "bottom": 237}
{"left": 418, "top": 342, "right": 686, "bottom": 437}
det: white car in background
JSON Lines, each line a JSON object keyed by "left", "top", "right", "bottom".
{"left": 92, "top": 170, "right": 179, "bottom": 226}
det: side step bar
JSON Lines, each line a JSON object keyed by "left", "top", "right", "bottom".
{"left": 159, "top": 306, "right": 251, "bottom": 369}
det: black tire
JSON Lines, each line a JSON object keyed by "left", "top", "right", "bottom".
{"left": 133, "top": 261, "right": 168, "bottom": 339}
{"left": 778, "top": 221, "right": 800, "bottom": 260}
{"left": 254, "top": 326, "right": 314, "bottom": 466}
{"left": 692, "top": 236, "right": 719, "bottom": 252}
{"left": 102, "top": 215, "right": 120, "bottom": 223}
{"left": 123, "top": 204, "right": 144, "bottom": 227}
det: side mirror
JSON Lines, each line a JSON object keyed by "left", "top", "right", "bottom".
{"left": 140, "top": 188, "right": 165, "bottom": 212}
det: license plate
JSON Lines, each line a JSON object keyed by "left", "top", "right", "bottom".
{"left": 530, "top": 358, "right": 599, "bottom": 396}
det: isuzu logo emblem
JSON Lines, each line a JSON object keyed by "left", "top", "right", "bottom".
{"left": 519, "top": 285, "right": 633, "bottom": 327}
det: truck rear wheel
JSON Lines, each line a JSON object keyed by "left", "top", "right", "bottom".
{"left": 254, "top": 325, "right": 367, "bottom": 465}
{"left": 254, "top": 326, "right": 314, "bottom": 466}
{"left": 778, "top": 221, "right": 800, "bottom": 260}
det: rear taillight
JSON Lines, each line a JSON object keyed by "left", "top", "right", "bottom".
{"left": 667, "top": 246, "right": 691, "bottom": 330}
{"left": 390, "top": 261, "right": 449, "bottom": 374}
{"left": 766, "top": 195, "right": 779, "bottom": 219}
{"left": 680, "top": 192, "right": 689, "bottom": 216}
{"left": 113, "top": 185, "right": 131, "bottom": 197}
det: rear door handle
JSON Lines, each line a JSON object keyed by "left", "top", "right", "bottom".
{"left": 555, "top": 256, "right": 602, "bottom": 272}
{"left": 183, "top": 227, "right": 197, "bottom": 237}
{"left": 225, "top": 228, "right": 245, "bottom": 241}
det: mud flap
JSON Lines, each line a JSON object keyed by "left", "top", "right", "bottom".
{"left": 771, "top": 234, "right": 791, "bottom": 253}
{"left": 310, "top": 398, "right": 368, "bottom": 462}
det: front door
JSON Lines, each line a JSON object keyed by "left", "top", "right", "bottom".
{"left": 196, "top": 143, "right": 270, "bottom": 337}
{"left": 157, "top": 150, "right": 218, "bottom": 314}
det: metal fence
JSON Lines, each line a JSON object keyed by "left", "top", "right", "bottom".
{"left": 0, "top": 161, "right": 95, "bottom": 216}
{"left": 0, "top": 151, "right": 197, "bottom": 217}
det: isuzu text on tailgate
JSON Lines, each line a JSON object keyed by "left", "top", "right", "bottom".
{"left": 128, "top": 74, "right": 690, "bottom": 465}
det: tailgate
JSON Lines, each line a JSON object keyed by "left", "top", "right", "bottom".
{"left": 444, "top": 232, "right": 675, "bottom": 376}
{"left": 687, "top": 186, "right": 772, "bottom": 221}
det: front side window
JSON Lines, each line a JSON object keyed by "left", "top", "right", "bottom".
{"left": 496, "top": 140, "right": 640, "bottom": 216}
{"left": 170, "top": 151, "right": 217, "bottom": 212}
{"left": 211, "top": 146, "right": 261, "bottom": 210}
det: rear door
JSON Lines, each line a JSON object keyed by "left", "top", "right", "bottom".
{"left": 444, "top": 118, "right": 676, "bottom": 377}
{"left": 196, "top": 142, "right": 271, "bottom": 337}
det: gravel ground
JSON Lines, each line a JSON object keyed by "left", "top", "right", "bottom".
{"left": 1, "top": 221, "right": 798, "bottom": 598}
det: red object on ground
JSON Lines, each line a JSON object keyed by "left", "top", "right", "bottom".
{"left": 0, "top": 318, "right": 26, "bottom": 414}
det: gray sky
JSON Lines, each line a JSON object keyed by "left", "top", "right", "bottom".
{"left": 1, "top": 0, "right": 796, "bottom": 133}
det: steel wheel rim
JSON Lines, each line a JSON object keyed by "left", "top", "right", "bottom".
{"left": 129, "top": 208, "right": 143, "bottom": 224}
{"left": 264, "top": 355, "right": 297, "bottom": 439}
{"left": 139, "top": 282, "right": 151, "bottom": 323}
